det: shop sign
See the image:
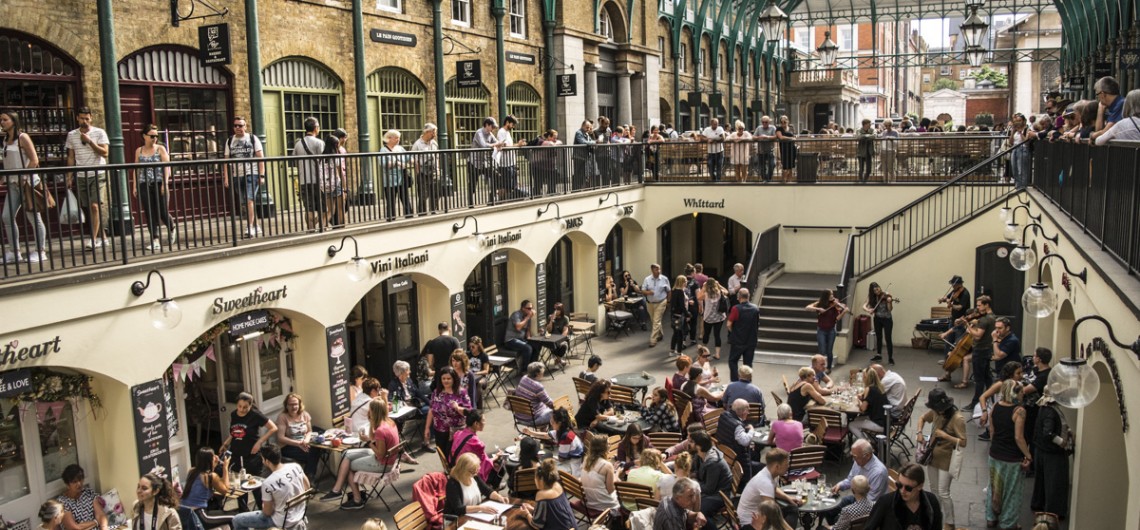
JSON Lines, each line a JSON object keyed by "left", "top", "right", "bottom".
{"left": 370, "top": 28, "right": 417, "bottom": 47}
{"left": 535, "top": 263, "right": 548, "bottom": 326}
{"left": 491, "top": 250, "right": 510, "bottom": 265}
{"left": 1067, "top": 77, "right": 1085, "bottom": 90}
{"left": 451, "top": 292, "right": 467, "bottom": 347}
{"left": 557, "top": 74, "right": 577, "bottom": 97}
{"left": 622, "top": 205, "right": 634, "bottom": 216}
{"left": 198, "top": 23, "right": 231, "bottom": 66}
{"left": 325, "top": 323, "right": 350, "bottom": 419}
{"left": 483, "top": 230, "right": 522, "bottom": 249}
{"left": 597, "top": 245, "right": 606, "bottom": 303}
{"left": 775, "top": 103, "right": 788, "bottom": 116}
{"left": 457, "top": 60, "right": 482, "bottom": 88}
{"left": 1, "top": 336, "right": 62, "bottom": 369}
{"left": 387, "top": 275, "right": 414, "bottom": 294}
{"left": 227, "top": 310, "right": 271, "bottom": 338}
{"left": 372, "top": 249, "right": 430, "bottom": 274}
{"left": 0, "top": 369, "right": 32, "bottom": 398}
{"left": 563, "top": 216, "right": 584, "bottom": 230}
{"left": 131, "top": 379, "right": 173, "bottom": 479}
{"left": 506, "top": 51, "right": 536, "bottom": 65}
{"left": 682, "top": 198, "right": 726, "bottom": 208}
{"left": 1094, "top": 62, "right": 1113, "bottom": 78}
{"left": 212, "top": 285, "right": 288, "bottom": 314}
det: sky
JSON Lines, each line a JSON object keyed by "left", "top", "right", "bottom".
{"left": 914, "top": 14, "right": 1020, "bottom": 48}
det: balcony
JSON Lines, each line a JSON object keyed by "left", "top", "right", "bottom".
{"left": 789, "top": 69, "right": 860, "bottom": 89}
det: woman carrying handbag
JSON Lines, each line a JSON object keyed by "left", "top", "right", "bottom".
{"left": 916, "top": 388, "right": 967, "bottom": 530}
{"left": 1, "top": 110, "right": 49, "bottom": 264}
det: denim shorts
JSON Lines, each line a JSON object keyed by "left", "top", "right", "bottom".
{"left": 243, "top": 174, "right": 261, "bottom": 200}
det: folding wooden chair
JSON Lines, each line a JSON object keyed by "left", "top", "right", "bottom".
{"left": 511, "top": 466, "right": 539, "bottom": 498}
{"left": 729, "top": 461, "right": 744, "bottom": 496}
{"left": 769, "top": 391, "right": 783, "bottom": 407}
{"left": 553, "top": 394, "right": 574, "bottom": 414}
{"left": 747, "top": 402, "right": 767, "bottom": 426}
{"left": 616, "top": 480, "right": 656, "bottom": 511}
{"left": 703, "top": 408, "right": 725, "bottom": 436}
{"left": 647, "top": 431, "right": 681, "bottom": 449}
{"left": 573, "top": 376, "right": 594, "bottom": 403}
{"left": 354, "top": 442, "right": 406, "bottom": 510}
{"left": 607, "top": 435, "right": 622, "bottom": 459}
{"left": 715, "top": 443, "right": 738, "bottom": 468}
{"left": 280, "top": 487, "right": 317, "bottom": 530}
{"left": 805, "top": 408, "right": 849, "bottom": 460}
{"left": 507, "top": 395, "right": 550, "bottom": 433}
{"left": 718, "top": 491, "right": 741, "bottom": 530}
{"left": 786, "top": 445, "right": 826, "bottom": 482}
{"left": 561, "top": 470, "right": 601, "bottom": 525}
{"left": 635, "top": 497, "right": 660, "bottom": 510}
{"left": 592, "top": 508, "right": 613, "bottom": 528}
{"left": 610, "top": 384, "right": 639, "bottom": 410}
{"left": 393, "top": 501, "right": 427, "bottom": 530}
{"left": 781, "top": 375, "right": 791, "bottom": 395}
{"left": 673, "top": 390, "right": 694, "bottom": 426}
{"left": 850, "top": 514, "right": 870, "bottom": 530}
{"left": 436, "top": 445, "right": 452, "bottom": 475}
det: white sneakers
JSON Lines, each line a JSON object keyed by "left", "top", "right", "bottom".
{"left": 151, "top": 239, "right": 162, "bottom": 251}
{"left": 3, "top": 251, "right": 46, "bottom": 263}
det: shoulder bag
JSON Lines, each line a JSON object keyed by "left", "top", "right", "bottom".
{"left": 17, "top": 135, "right": 55, "bottom": 212}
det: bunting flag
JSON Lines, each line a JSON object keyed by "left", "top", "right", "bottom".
{"left": 49, "top": 401, "right": 66, "bottom": 420}
{"left": 172, "top": 363, "right": 183, "bottom": 382}
{"left": 34, "top": 402, "right": 49, "bottom": 424}
{"left": 205, "top": 344, "right": 216, "bottom": 362}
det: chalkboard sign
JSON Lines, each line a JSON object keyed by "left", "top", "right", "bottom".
{"left": 131, "top": 379, "right": 172, "bottom": 479}
{"left": 162, "top": 377, "right": 179, "bottom": 439}
{"left": 536, "top": 263, "right": 548, "bottom": 327}
{"left": 326, "top": 323, "right": 350, "bottom": 419}
{"left": 597, "top": 245, "right": 607, "bottom": 303}
{"left": 451, "top": 292, "right": 467, "bottom": 348}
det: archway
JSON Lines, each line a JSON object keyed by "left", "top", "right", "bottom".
{"left": 1033, "top": 261, "right": 1055, "bottom": 355}
{"left": 1072, "top": 361, "right": 1128, "bottom": 526}
{"left": 657, "top": 213, "right": 753, "bottom": 282}
{"left": 366, "top": 66, "right": 426, "bottom": 148}
{"left": 444, "top": 78, "right": 491, "bottom": 147}
{"left": 0, "top": 30, "right": 83, "bottom": 171}
{"left": 597, "top": 1, "right": 629, "bottom": 44}
{"left": 506, "top": 81, "right": 542, "bottom": 142}
{"left": 344, "top": 271, "right": 448, "bottom": 384}
{"left": 1054, "top": 298, "right": 1074, "bottom": 361}
{"left": 462, "top": 248, "right": 536, "bottom": 346}
{"left": 261, "top": 57, "right": 343, "bottom": 156}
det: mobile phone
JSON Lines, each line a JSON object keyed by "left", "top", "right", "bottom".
{"left": 223, "top": 450, "right": 232, "bottom": 459}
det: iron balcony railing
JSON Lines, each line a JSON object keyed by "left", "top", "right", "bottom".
{"left": 743, "top": 224, "right": 780, "bottom": 301}
{"left": 0, "top": 143, "right": 639, "bottom": 279}
{"left": 1034, "top": 140, "right": 1140, "bottom": 275}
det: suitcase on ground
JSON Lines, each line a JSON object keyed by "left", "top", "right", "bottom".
{"left": 853, "top": 315, "right": 871, "bottom": 348}
{"left": 916, "top": 317, "right": 951, "bottom": 332}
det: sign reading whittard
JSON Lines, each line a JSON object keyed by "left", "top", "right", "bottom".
{"left": 212, "top": 285, "right": 288, "bottom": 314}
{"left": 1, "top": 336, "right": 62, "bottom": 368}
{"left": 682, "top": 198, "right": 725, "bottom": 208}
{"left": 372, "top": 249, "right": 430, "bottom": 274}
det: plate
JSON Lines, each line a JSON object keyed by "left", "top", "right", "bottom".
{"left": 504, "top": 445, "right": 519, "bottom": 454}
{"left": 342, "top": 437, "right": 361, "bottom": 445}
{"left": 242, "top": 479, "right": 263, "bottom": 490}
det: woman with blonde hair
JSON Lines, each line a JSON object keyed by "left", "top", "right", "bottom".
{"left": 581, "top": 434, "right": 621, "bottom": 512}
{"left": 321, "top": 398, "right": 400, "bottom": 509}
{"left": 656, "top": 451, "right": 692, "bottom": 500}
{"left": 443, "top": 453, "right": 509, "bottom": 517}
{"left": 276, "top": 392, "right": 317, "bottom": 478}
{"left": 37, "top": 500, "right": 64, "bottom": 530}
{"left": 727, "top": 120, "right": 752, "bottom": 182}
{"left": 624, "top": 448, "right": 672, "bottom": 507}
{"left": 787, "top": 367, "right": 827, "bottom": 422}
{"left": 849, "top": 366, "right": 889, "bottom": 440}
{"left": 698, "top": 279, "right": 729, "bottom": 359}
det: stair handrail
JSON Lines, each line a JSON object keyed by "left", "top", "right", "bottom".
{"left": 744, "top": 224, "right": 781, "bottom": 301}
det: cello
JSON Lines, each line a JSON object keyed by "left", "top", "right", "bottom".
{"left": 942, "top": 311, "right": 977, "bottom": 373}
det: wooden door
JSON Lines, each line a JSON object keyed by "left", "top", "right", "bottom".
{"left": 120, "top": 86, "right": 150, "bottom": 223}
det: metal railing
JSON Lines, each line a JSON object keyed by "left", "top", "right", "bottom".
{"left": 744, "top": 224, "right": 781, "bottom": 298}
{"left": 0, "top": 143, "right": 638, "bottom": 279}
{"left": 647, "top": 134, "right": 1007, "bottom": 184}
{"left": 1034, "top": 140, "right": 1140, "bottom": 275}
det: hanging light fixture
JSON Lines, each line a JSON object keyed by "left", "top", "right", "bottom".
{"left": 1023, "top": 254, "right": 1087, "bottom": 318}
{"left": 964, "top": 45, "right": 986, "bottom": 68}
{"left": 1003, "top": 204, "right": 1041, "bottom": 227}
{"left": 537, "top": 203, "right": 565, "bottom": 235}
{"left": 817, "top": 31, "right": 839, "bottom": 68}
{"left": 1008, "top": 222, "right": 1059, "bottom": 271}
{"left": 1048, "top": 315, "right": 1140, "bottom": 409}
{"left": 1003, "top": 222, "right": 1020, "bottom": 243}
{"left": 758, "top": 2, "right": 788, "bottom": 43}
{"left": 327, "top": 235, "right": 369, "bottom": 282}
{"left": 599, "top": 192, "right": 626, "bottom": 219}
{"left": 959, "top": 8, "right": 990, "bottom": 49}
{"left": 130, "top": 270, "right": 182, "bottom": 330}
{"left": 452, "top": 215, "right": 484, "bottom": 253}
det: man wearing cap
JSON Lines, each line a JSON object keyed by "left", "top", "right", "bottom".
{"left": 915, "top": 387, "right": 967, "bottom": 529}
{"left": 938, "top": 275, "right": 970, "bottom": 321}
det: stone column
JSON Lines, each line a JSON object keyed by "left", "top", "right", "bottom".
{"left": 584, "top": 63, "right": 599, "bottom": 122}
{"left": 617, "top": 70, "right": 633, "bottom": 126}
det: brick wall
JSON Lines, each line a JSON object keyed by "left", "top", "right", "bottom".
{"left": 965, "top": 91, "right": 1010, "bottom": 125}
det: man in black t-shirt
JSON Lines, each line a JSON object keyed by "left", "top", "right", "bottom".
{"left": 966, "top": 296, "right": 997, "bottom": 409}
{"left": 424, "top": 322, "right": 462, "bottom": 375}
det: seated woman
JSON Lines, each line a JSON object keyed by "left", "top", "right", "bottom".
{"left": 320, "top": 399, "right": 400, "bottom": 509}
{"left": 575, "top": 380, "right": 615, "bottom": 431}
{"left": 276, "top": 392, "right": 318, "bottom": 478}
{"left": 544, "top": 302, "right": 571, "bottom": 364}
{"left": 580, "top": 434, "right": 621, "bottom": 514}
{"left": 450, "top": 410, "right": 506, "bottom": 489}
{"left": 624, "top": 449, "right": 672, "bottom": 509}
{"left": 38, "top": 500, "right": 65, "bottom": 530}
{"left": 524, "top": 408, "right": 584, "bottom": 475}
{"left": 641, "top": 387, "right": 681, "bottom": 433}
{"left": 467, "top": 336, "right": 491, "bottom": 397}
{"left": 515, "top": 362, "right": 555, "bottom": 426}
{"left": 56, "top": 464, "right": 110, "bottom": 530}
{"left": 579, "top": 355, "right": 603, "bottom": 383}
{"left": 131, "top": 473, "right": 180, "bottom": 530}
{"left": 767, "top": 403, "right": 805, "bottom": 453}
{"left": 443, "top": 453, "right": 510, "bottom": 517}
{"left": 681, "top": 366, "right": 724, "bottom": 418}
{"left": 451, "top": 350, "right": 480, "bottom": 410}
{"left": 521, "top": 459, "right": 578, "bottom": 530}
{"left": 181, "top": 448, "right": 234, "bottom": 528}
{"left": 849, "top": 367, "right": 889, "bottom": 440}
{"left": 695, "top": 346, "right": 720, "bottom": 384}
{"left": 510, "top": 436, "right": 543, "bottom": 500}
{"left": 671, "top": 355, "right": 692, "bottom": 396}
{"left": 615, "top": 424, "right": 653, "bottom": 473}
{"left": 655, "top": 451, "right": 692, "bottom": 499}
{"left": 787, "top": 367, "right": 827, "bottom": 422}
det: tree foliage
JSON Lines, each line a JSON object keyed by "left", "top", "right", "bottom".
{"left": 931, "top": 78, "right": 960, "bottom": 91}
{"left": 969, "top": 65, "right": 1009, "bottom": 88}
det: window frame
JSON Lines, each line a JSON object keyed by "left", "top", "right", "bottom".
{"left": 376, "top": 0, "right": 401, "bottom": 14}
{"left": 451, "top": 0, "right": 471, "bottom": 26}
{"left": 508, "top": 0, "right": 526, "bottom": 38}
{"left": 680, "top": 43, "right": 688, "bottom": 72}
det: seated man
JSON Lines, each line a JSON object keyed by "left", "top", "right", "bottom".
{"left": 722, "top": 365, "right": 766, "bottom": 426}
{"left": 825, "top": 439, "right": 889, "bottom": 524}
{"left": 692, "top": 432, "right": 732, "bottom": 530}
{"left": 811, "top": 355, "right": 834, "bottom": 395}
{"left": 388, "top": 361, "right": 430, "bottom": 451}
{"left": 873, "top": 364, "right": 908, "bottom": 410}
{"left": 232, "top": 445, "right": 310, "bottom": 530}
{"left": 715, "top": 399, "right": 761, "bottom": 481}
{"left": 654, "top": 478, "right": 707, "bottom": 530}
{"left": 503, "top": 301, "right": 536, "bottom": 367}
{"left": 736, "top": 448, "right": 803, "bottom": 528}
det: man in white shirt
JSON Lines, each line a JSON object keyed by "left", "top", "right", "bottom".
{"left": 641, "top": 264, "right": 672, "bottom": 348}
{"left": 701, "top": 118, "right": 727, "bottom": 181}
{"left": 291, "top": 117, "right": 325, "bottom": 231}
{"left": 873, "top": 364, "right": 907, "bottom": 408}
{"left": 232, "top": 445, "right": 309, "bottom": 530}
{"left": 736, "top": 448, "right": 802, "bottom": 528}
{"left": 726, "top": 263, "right": 745, "bottom": 308}
{"left": 493, "top": 115, "right": 526, "bottom": 201}
{"left": 65, "top": 107, "right": 110, "bottom": 249}
{"left": 224, "top": 116, "right": 265, "bottom": 238}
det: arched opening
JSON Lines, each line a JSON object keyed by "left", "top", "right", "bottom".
{"left": 657, "top": 213, "right": 753, "bottom": 281}
{"left": 1054, "top": 298, "right": 1074, "bottom": 361}
{"left": 660, "top": 98, "right": 673, "bottom": 126}
{"left": 366, "top": 67, "right": 426, "bottom": 148}
{"left": 261, "top": 57, "right": 343, "bottom": 157}
{"left": 1072, "top": 361, "right": 1128, "bottom": 525}
{"left": 463, "top": 248, "right": 535, "bottom": 346}
{"left": 543, "top": 235, "right": 576, "bottom": 315}
{"left": 1032, "top": 261, "right": 1054, "bottom": 354}
{"left": 598, "top": 1, "right": 629, "bottom": 44}
{"left": 679, "top": 100, "right": 692, "bottom": 132}
{"left": 974, "top": 241, "right": 1025, "bottom": 338}
{"left": 345, "top": 271, "right": 447, "bottom": 384}
{"left": 0, "top": 29, "right": 83, "bottom": 170}
{"left": 506, "top": 81, "right": 542, "bottom": 142}
{"left": 444, "top": 78, "right": 491, "bottom": 147}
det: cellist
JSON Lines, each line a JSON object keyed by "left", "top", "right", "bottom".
{"left": 938, "top": 307, "right": 978, "bottom": 388}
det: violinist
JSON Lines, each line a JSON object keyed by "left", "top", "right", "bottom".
{"left": 938, "top": 308, "right": 978, "bottom": 389}
{"left": 965, "top": 296, "right": 997, "bottom": 411}
{"left": 938, "top": 275, "right": 971, "bottom": 320}
{"left": 806, "top": 289, "right": 848, "bottom": 373}
{"left": 862, "top": 282, "right": 895, "bottom": 365}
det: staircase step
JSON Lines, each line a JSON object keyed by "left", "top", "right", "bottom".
{"left": 759, "top": 294, "right": 815, "bottom": 309}
{"left": 754, "top": 349, "right": 818, "bottom": 366}
{"left": 758, "top": 316, "right": 818, "bottom": 330}
{"left": 758, "top": 327, "right": 818, "bottom": 341}
{"left": 756, "top": 338, "right": 818, "bottom": 354}
{"left": 759, "top": 306, "right": 813, "bottom": 319}
{"left": 764, "top": 286, "right": 826, "bottom": 299}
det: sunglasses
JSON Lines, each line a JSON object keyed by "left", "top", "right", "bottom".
{"left": 234, "top": 124, "right": 246, "bottom": 128}
{"left": 899, "top": 482, "right": 919, "bottom": 492}
{"left": 146, "top": 134, "right": 158, "bottom": 138}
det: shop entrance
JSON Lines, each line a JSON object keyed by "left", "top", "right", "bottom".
{"left": 346, "top": 275, "right": 421, "bottom": 385}
{"left": 658, "top": 213, "right": 752, "bottom": 281}
{"left": 544, "top": 237, "right": 574, "bottom": 314}
{"left": 465, "top": 251, "right": 510, "bottom": 345}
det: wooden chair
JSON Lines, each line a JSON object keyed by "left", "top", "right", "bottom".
{"left": 718, "top": 491, "right": 741, "bottom": 530}
{"left": 673, "top": 390, "right": 694, "bottom": 426}
{"left": 610, "top": 384, "right": 639, "bottom": 410}
{"left": 573, "top": 376, "right": 594, "bottom": 403}
{"left": 729, "top": 461, "right": 744, "bottom": 496}
{"left": 560, "top": 470, "right": 600, "bottom": 525}
{"left": 393, "top": 501, "right": 428, "bottom": 530}
{"left": 887, "top": 467, "right": 900, "bottom": 492}
{"left": 436, "top": 445, "right": 452, "bottom": 475}
{"left": 616, "top": 480, "right": 656, "bottom": 510}
{"left": 280, "top": 487, "right": 317, "bottom": 530}
{"left": 592, "top": 508, "right": 613, "bottom": 528}
{"left": 889, "top": 389, "right": 922, "bottom": 459}
{"left": 781, "top": 375, "right": 791, "bottom": 395}
{"left": 512, "top": 466, "right": 539, "bottom": 498}
{"left": 635, "top": 497, "right": 660, "bottom": 510}
{"left": 605, "top": 434, "right": 622, "bottom": 460}
{"left": 747, "top": 402, "right": 766, "bottom": 426}
{"left": 507, "top": 395, "right": 549, "bottom": 433}
{"left": 850, "top": 514, "right": 870, "bottom": 530}
{"left": 787, "top": 445, "right": 826, "bottom": 482}
{"left": 647, "top": 431, "right": 681, "bottom": 449}
{"left": 553, "top": 394, "right": 574, "bottom": 414}
{"left": 703, "top": 408, "right": 725, "bottom": 436}
{"left": 805, "top": 408, "right": 849, "bottom": 459}
{"left": 715, "top": 443, "right": 738, "bottom": 468}
{"left": 769, "top": 391, "right": 783, "bottom": 407}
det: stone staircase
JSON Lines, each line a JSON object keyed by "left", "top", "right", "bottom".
{"left": 755, "top": 273, "right": 839, "bottom": 366}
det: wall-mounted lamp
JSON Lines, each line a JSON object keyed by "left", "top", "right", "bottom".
{"left": 537, "top": 203, "right": 564, "bottom": 234}
{"left": 1023, "top": 254, "right": 1087, "bottom": 318}
{"left": 328, "top": 235, "right": 369, "bottom": 282}
{"left": 998, "top": 191, "right": 1031, "bottom": 221}
{"left": 130, "top": 270, "right": 182, "bottom": 330}
{"left": 453, "top": 215, "right": 484, "bottom": 252}
{"left": 1002, "top": 205, "right": 1042, "bottom": 243}
{"left": 1008, "top": 223, "right": 1060, "bottom": 271}
{"left": 1049, "top": 315, "right": 1140, "bottom": 411}
{"left": 599, "top": 192, "right": 625, "bottom": 219}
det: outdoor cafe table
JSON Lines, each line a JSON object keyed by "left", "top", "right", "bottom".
{"left": 568, "top": 321, "right": 596, "bottom": 356}
{"left": 610, "top": 372, "right": 657, "bottom": 401}
{"left": 456, "top": 501, "right": 534, "bottom": 530}
{"left": 596, "top": 411, "right": 653, "bottom": 435}
{"left": 750, "top": 426, "right": 773, "bottom": 448}
{"left": 795, "top": 493, "right": 843, "bottom": 529}
{"left": 527, "top": 333, "right": 569, "bottom": 372}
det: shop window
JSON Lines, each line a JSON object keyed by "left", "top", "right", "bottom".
{"left": 367, "top": 67, "right": 426, "bottom": 147}
{"left": 152, "top": 87, "right": 229, "bottom": 161}
{"left": 506, "top": 82, "right": 541, "bottom": 142}
{"left": 0, "top": 393, "right": 89, "bottom": 514}
{"left": 0, "top": 31, "right": 80, "bottom": 168}
{"left": 445, "top": 78, "right": 491, "bottom": 147}
{"left": 452, "top": 0, "right": 471, "bottom": 25}
{"left": 377, "top": 0, "right": 400, "bottom": 13}
{"left": 0, "top": 398, "right": 30, "bottom": 504}
{"left": 509, "top": 0, "right": 526, "bottom": 38}
{"left": 600, "top": 10, "right": 614, "bottom": 41}
{"left": 263, "top": 58, "right": 343, "bottom": 156}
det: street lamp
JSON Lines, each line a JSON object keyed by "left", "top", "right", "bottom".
{"left": 327, "top": 235, "right": 369, "bottom": 282}
{"left": 1048, "top": 315, "right": 1140, "bottom": 409}
{"left": 817, "top": 31, "right": 839, "bottom": 68}
{"left": 452, "top": 215, "right": 484, "bottom": 252}
{"left": 130, "top": 270, "right": 182, "bottom": 330}
{"left": 1008, "top": 222, "right": 1059, "bottom": 271}
{"left": 1023, "top": 254, "right": 1087, "bottom": 318}
{"left": 960, "top": 10, "right": 990, "bottom": 49}
{"left": 965, "top": 45, "right": 987, "bottom": 68}
{"left": 758, "top": 2, "right": 788, "bottom": 43}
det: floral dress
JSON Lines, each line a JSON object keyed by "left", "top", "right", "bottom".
{"left": 429, "top": 390, "right": 472, "bottom": 434}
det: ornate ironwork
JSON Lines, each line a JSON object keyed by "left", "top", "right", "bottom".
{"left": 787, "top": 0, "right": 1056, "bottom": 24}
{"left": 791, "top": 47, "right": 1061, "bottom": 70}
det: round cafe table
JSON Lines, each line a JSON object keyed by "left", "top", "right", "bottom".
{"left": 610, "top": 372, "right": 657, "bottom": 400}
{"left": 796, "top": 494, "right": 842, "bottom": 529}
{"left": 596, "top": 411, "right": 653, "bottom": 435}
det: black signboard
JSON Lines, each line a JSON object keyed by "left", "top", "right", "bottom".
{"left": 198, "top": 23, "right": 231, "bottom": 66}
{"left": 457, "top": 60, "right": 482, "bottom": 88}
{"left": 228, "top": 310, "right": 270, "bottom": 338}
{"left": 387, "top": 275, "right": 413, "bottom": 294}
{"left": 751, "top": 100, "right": 763, "bottom": 114}
{"left": 491, "top": 249, "right": 509, "bottom": 265}
{"left": 708, "top": 93, "right": 723, "bottom": 110}
{"left": 536, "top": 263, "right": 548, "bottom": 327}
{"left": 0, "top": 369, "right": 31, "bottom": 398}
{"left": 162, "top": 377, "right": 179, "bottom": 439}
{"left": 370, "top": 28, "right": 417, "bottom": 47}
{"left": 1068, "top": 76, "right": 1087, "bottom": 90}
{"left": 451, "top": 292, "right": 467, "bottom": 347}
{"left": 506, "top": 51, "right": 536, "bottom": 65}
{"left": 775, "top": 103, "right": 788, "bottom": 116}
{"left": 326, "top": 323, "right": 349, "bottom": 419}
{"left": 1094, "top": 62, "right": 1113, "bottom": 79}
{"left": 131, "top": 379, "right": 172, "bottom": 479}
{"left": 557, "top": 74, "right": 578, "bottom": 97}
{"left": 597, "top": 245, "right": 607, "bottom": 304}
{"left": 688, "top": 92, "right": 702, "bottom": 111}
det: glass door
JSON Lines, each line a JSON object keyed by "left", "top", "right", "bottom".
{"left": 0, "top": 396, "right": 91, "bottom": 520}
{"left": 214, "top": 331, "right": 291, "bottom": 433}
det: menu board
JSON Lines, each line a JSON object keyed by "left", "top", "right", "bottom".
{"left": 162, "top": 377, "right": 179, "bottom": 438}
{"left": 451, "top": 292, "right": 467, "bottom": 348}
{"left": 535, "top": 263, "right": 548, "bottom": 327}
{"left": 597, "top": 245, "right": 606, "bottom": 303}
{"left": 326, "top": 323, "right": 350, "bottom": 419}
{"left": 131, "top": 379, "right": 172, "bottom": 479}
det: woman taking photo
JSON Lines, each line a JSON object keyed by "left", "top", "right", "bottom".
{"left": 450, "top": 410, "right": 506, "bottom": 489}
{"left": 424, "top": 366, "right": 473, "bottom": 456}
{"left": 806, "top": 289, "right": 848, "bottom": 373}
{"left": 669, "top": 275, "right": 690, "bottom": 356}
{"left": 915, "top": 388, "right": 967, "bottom": 530}
{"left": 985, "top": 380, "right": 1032, "bottom": 530}
{"left": 862, "top": 282, "right": 895, "bottom": 364}
{"left": 320, "top": 135, "right": 346, "bottom": 228}
{"left": 130, "top": 125, "right": 176, "bottom": 251}
{"left": 525, "top": 408, "right": 584, "bottom": 474}
{"left": 181, "top": 449, "right": 233, "bottom": 528}
{"left": 276, "top": 392, "right": 317, "bottom": 478}
{"left": 132, "top": 474, "right": 181, "bottom": 530}
{"left": 698, "top": 279, "right": 728, "bottom": 359}
{"left": 641, "top": 387, "right": 681, "bottom": 433}
{"left": 521, "top": 459, "right": 577, "bottom": 530}
{"left": 443, "top": 453, "right": 510, "bottom": 517}
{"left": 580, "top": 434, "right": 621, "bottom": 513}
{"left": 787, "top": 367, "right": 827, "bottom": 422}
{"left": 1, "top": 110, "right": 48, "bottom": 263}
